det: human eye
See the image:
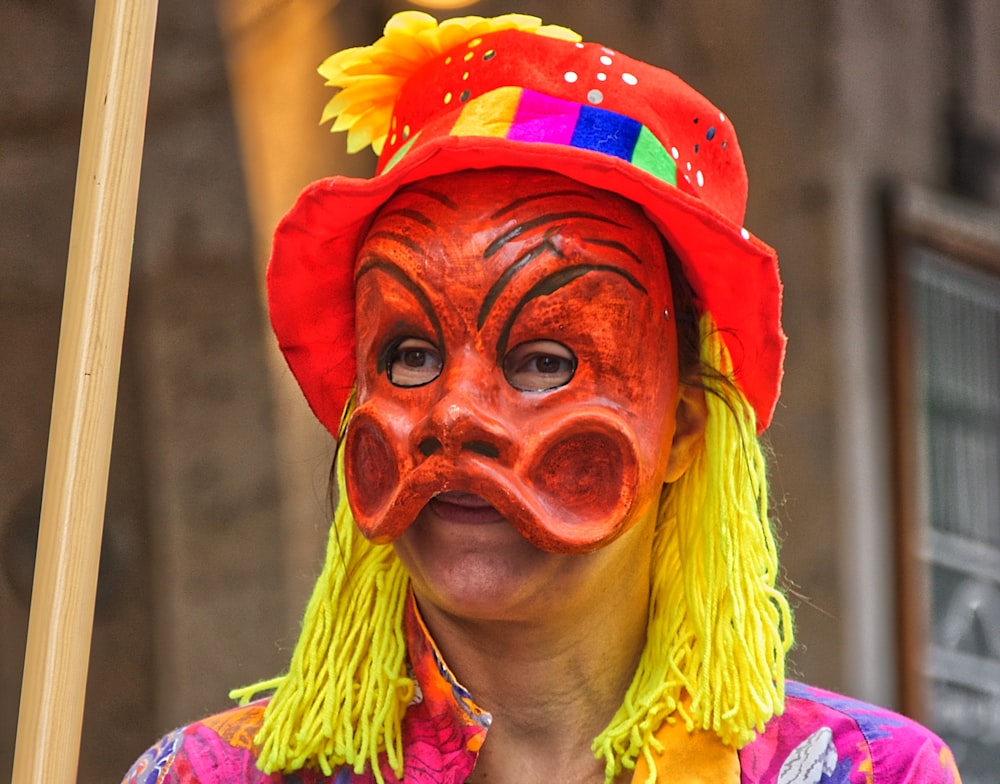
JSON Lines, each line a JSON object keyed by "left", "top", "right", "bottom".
{"left": 387, "top": 338, "right": 442, "bottom": 387}
{"left": 503, "top": 340, "right": 576, "bottom": 392}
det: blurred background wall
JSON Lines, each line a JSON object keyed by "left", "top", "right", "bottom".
{"left": 2, "top": 0, "right": 998, "bottom": 781}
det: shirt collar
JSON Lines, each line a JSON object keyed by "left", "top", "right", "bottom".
{"left": 397, "top": 592, "right": 490, "bottom": 783}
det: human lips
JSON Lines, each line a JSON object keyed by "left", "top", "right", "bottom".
{"left": 428, "top": 491, "right": 505, "bottom": 525}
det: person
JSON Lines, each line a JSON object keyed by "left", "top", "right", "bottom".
{"left": 123, "top": 11, "right": 962, "bottom": 784}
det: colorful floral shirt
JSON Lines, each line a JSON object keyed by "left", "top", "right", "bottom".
{"left": 123, "top": 600, "right": 962, "bottom": 784}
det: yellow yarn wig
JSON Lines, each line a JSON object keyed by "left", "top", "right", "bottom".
{"left": 232, "top": 315, "right": 793, "bottom": 784}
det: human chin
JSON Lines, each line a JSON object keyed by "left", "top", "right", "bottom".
{"left": 392, "top": 501, "right": 557, "bottom": 619}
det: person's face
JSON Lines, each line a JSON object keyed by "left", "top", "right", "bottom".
{"left": 344, "top": 169, "right": 694, "bottom": 559}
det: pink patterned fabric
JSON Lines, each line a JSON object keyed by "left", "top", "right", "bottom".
{"left": 123, "top": 605, "right": 962, "bottom": 784}
{"left": 738, "top": 681, "right": 961, "bottom": 783}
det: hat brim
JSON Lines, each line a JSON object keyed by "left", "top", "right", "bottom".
{"left": 268, "top": 133, "right": 784, "bottom": 436}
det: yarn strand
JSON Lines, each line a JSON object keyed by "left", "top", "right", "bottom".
{"left": 237, "top": 315, "right": 792, "bottom": 782}
{"left": 232, "top": 431, "right": 413, "bottom": 782}
{"left": 592, "top": 315, "right": 793, "bottom": 782}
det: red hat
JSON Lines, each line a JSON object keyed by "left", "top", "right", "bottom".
{"left": 268, "top": 12, "right": 785, "bottom": 435}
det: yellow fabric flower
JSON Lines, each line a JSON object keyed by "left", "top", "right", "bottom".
{"left": 319, "top": 11, "right": 581, "bottom": 155}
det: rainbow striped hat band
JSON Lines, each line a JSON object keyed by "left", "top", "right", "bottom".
{"left": 268, "top": 13, "right": 785, "bottom": 435}
{"left": 383, "top": 85, "right": 680, "bottom": 185}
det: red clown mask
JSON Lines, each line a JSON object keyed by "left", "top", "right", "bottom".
{"left": 344, "top": 169, "right": 684, "bottom": 554}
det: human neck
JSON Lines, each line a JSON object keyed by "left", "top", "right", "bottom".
{"left": 414, "top": 583, "right": 648, "bottom": 784}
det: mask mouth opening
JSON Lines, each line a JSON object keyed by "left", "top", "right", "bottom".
{"left": 426, "top": 492, "right": 504, "bottom": 526}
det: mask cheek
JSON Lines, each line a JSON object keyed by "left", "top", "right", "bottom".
{"left": 516, "top": 411, "right": 644, "bottom": 552}
{"left": 343, "top": 405, "right": 413, "bottom": 542}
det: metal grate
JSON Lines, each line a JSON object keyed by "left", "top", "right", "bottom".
{"left": 898, "top": 201, "right": 1000, "bottom": 781}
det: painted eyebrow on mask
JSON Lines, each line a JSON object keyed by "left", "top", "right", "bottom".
{"left": 490, "top": 188, "right": 600, "bottom": 219}
{"left": 493, "top": 263, "right": 648, "bottom": 360}
{"left": 396, "top": 186, "right": 461, "bottom": 211}
{"left": 478, "top": 202, "right": 643, "bottom": 330}
{"left": 488, "top": 189, "right": 649, "bottom": 259}
{"left": 577, "top": 237, "right": 646, "bottom": 268}
{"left": 354, "top": 192, "right": 459, "bottom": 370}
{"left": 483, "top": 210, "right": 625, "bottom": 260}
{"left": 370, "top": 206, "right": 436, "bottom": 228}
{"left": 355, "top": 255, "right": 445, "bottom": 375}
{"left": 358, "top": 186, "right": 456, "bottom": 256}
{"left": 478, "top": 232, "right": 562, "bottom": 330}
{"left": 360, "top": 229, "right": 424, "bottom": 257}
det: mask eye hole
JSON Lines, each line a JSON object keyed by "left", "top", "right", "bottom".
{"left": 503, "top": 340, "right": 576, "bottom": 392}
{"left": 387, "top": 338, "right": 442, "bottom": 387}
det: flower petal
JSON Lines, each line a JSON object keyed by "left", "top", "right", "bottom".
{"left": 316, "top": 11, "right": 582, "bottom": 156}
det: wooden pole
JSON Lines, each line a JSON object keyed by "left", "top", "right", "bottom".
{"left": 12, "top": 0, "right": 158, "bottom": 780}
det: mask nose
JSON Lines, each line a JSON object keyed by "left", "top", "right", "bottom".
{"left": 413, "top": 354, "right": 513, "bottom": 463}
